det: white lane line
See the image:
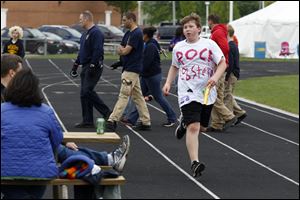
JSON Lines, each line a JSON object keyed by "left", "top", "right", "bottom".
{"left": 235, "top": 96, "right": 299, "bottom": 121}
{"left": 237, "top": 101, "right": 299, "bottom": 123}
{"left": 146, "top": 93, "right": 300, "bottom": 186}
{"left": 102, "top": 64, "right": 220, "bottom": 199}
{"left": 48, "top": 59, "right": 79, "bottom": 88}
{"left": 103, "top": 63, "right": 299, "bottom": 186}
{"left": 25, "top": 58, "right": 33, "bottom": 71}
{"left": 27, "top": 59, "right": 67, "bottom": 132}
{"left": 242, "top": 122, "right": 299, "bottom": 146}
{"left": 42, "top": 80, "right": 70, "bottom": 132}
{"left": 168, "top": 92, "right": 299, "bottom": 146}
{"left": 203, "top": 133, "right": 299, "bottom": 186}
{"left": 126, "top": 125, "right": 220, "bottom": 199}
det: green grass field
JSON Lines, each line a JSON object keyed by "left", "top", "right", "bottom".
{"left": 234, "top": 75, "right": 299, "bottom": 114}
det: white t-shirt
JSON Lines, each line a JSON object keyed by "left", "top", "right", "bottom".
{"left": 172, "top": 37, "right": 224, "bottom": 107}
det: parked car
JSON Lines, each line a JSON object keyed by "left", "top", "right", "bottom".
{"left": 71, "top": 24, "right": 124, "bottom": 42}
{"left": 157, "top": 25, "right": 182, "bottom": 41}
{"left": 42, "top": 32, "right": 79, "bottom": 54}
{"left": 38, "top": 25, "right": 81, "bottom": 44}
{"left": 1, "top": 27, "right": 61, "bottom": 55}
{"left": 96, "top": 24, "right": 124, "bottom": 42}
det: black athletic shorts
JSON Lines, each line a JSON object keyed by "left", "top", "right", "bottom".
{"left": 181, "top": 101, "right": 214, "bottom": 127}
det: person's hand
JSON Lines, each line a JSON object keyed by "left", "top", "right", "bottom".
{"left": 70, "top": 63, "right": 79, "bottom": 78}
{"left": 110, "top": 61, "right": 122, "bottom": 70}
{"left": 162, "top": 83, "right": 171, "bottom": 96}
{"left": 65, "top": 142, "right": 79, "bottom": 151}
{"left": 206, "top": 78, "right": 217, "bottom": 88}
{"left": 117, "top": 45, "right": 123, "bottom": 55}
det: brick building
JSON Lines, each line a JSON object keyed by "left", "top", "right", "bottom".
{"left": 1, "top": 1, "right": 123, "bottom": 28}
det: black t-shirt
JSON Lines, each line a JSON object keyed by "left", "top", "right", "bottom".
{"left": 120, "top": 27, "right": 144, "bottom": 74}
{"left": 3, "top": 39, "right": 25, "bottom": 58}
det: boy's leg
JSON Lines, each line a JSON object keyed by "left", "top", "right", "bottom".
{"left": 185, "top": 122, "right": 200, "bottom": 162}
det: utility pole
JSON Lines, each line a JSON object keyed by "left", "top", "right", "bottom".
{"left": 172, "top": 1, "right": 176, "bottom": 25}
{"left": 138, "top": 1, "right": 142, "bottom": 25}
{"left": 205, "top": 1, "right": 210, "bottom": 26}
{"left": 229, "top": 1, "right": 233, "bottom": 22}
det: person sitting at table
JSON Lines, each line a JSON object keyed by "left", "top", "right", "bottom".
{"left": 1, "top": 69, "right": 63, "bottom": 199}
{"left": 58, "top": 134, "right": 130, "bottom": 173}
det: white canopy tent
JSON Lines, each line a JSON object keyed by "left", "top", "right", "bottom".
{"left": 230, "top": 1, "right": 299, "bottom": 58}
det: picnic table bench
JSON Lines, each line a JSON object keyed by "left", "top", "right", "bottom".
{"left": 1, "top": 132, "right": 126, "bottom": 199}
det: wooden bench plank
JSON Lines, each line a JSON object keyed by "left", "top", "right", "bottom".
{"left": 1, "top": 176, "right": 125, "bottom": 186}
{"left": 63, "top": 132, "right": 121, "bottom": 143}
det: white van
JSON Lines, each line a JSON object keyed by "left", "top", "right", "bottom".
{"left": 200, "top": 25, "right": 211, "bottom": 38}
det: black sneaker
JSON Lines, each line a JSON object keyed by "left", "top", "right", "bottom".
{"left": 175, "top": 117, "right": 186, "bottom": 139}
{"left": 74, "top": 122, "right": 95, "bottom": 128}
{"left": 135, "top": 122, "right": 151, "bottom": 131}
{"left": 112, "top": 135, "right": 130, "bottom": 173}
{"left": 105, "top": 120, "right": 117, "bottom": 132}
{"left": 234, "top": 113, "right": 247, "bottom": 126}
{"left": 223, "top": 117, "right": 237, "bottom": 131}
{"left": 162, "top": 121, "right": 175, "bottom": 127}
{"left": 191, "top": 161, "right": 205, "bottom": 177}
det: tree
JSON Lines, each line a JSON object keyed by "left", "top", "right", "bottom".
{"left": 142, "top": 1, "right": 207, "bottom": 26}
{"left": 178, "top": 1, "right": 208, "bottom": 25}
{"left": 142, "top": 1, "right": 173, "bottom": 25}
{"left": 210, "top": 1, "right": 240, "bottom": 23}
{"left": 104, "top": 1, "right": 137, "bottom": 23}
{"left": 236, "top": 1, "right": 275, "bottom": 18}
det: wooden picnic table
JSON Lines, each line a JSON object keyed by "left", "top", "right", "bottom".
{"left": 63, "top": 132, "right": 121, "bottom": 143}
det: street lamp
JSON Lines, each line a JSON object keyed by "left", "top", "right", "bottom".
{"left": 172, "top": 1, "right": 176, "bottom": 25}
{"left": 138, "top": 1, "right": 142, "bottom": 25}
{"left": 229, "top": 1, "right": 233, "bottom": 22}
{"left": 205, "top": 1, "right": 210, "bottom": 26}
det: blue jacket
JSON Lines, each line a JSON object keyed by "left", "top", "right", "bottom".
{"left": 1, "top": 103, "right": 63, "bottom": 179}
{"left": 141, "top": 38, "right": 161, "bottom": 77}
{"left": 75, "top": 25, "right": 104, "bottom": 66}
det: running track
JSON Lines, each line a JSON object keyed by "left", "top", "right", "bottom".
{"left": 23, "top": 58, "right": 299, "bottom": 199}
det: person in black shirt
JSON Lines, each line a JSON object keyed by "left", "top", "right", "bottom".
{"left": 224, "top": 24, "right": 247, "bottom": 126}
{"left": 70, "top": 10, "right": 111, "bottom": 128}
{"left": 105, "top": 12, "right": 151, "bottom": 132}
{"left": 122, "top": 27, "right": 177, "bottom": 127}
{"left": 2, "top": 26, "right": 25, "bottom": 58}
{"left": 1, "top": 54, "right": 23, "bottom": 103}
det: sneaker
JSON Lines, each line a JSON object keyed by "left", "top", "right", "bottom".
{"left": 234, "top": 113, "right": 247, "bottom": 126}
{"left": 105, "top": 120, "right": 117, "bottom": 132}
{"left": 223, "top": 117, "right": 237, "bottom": 131}
{"left": 162, "top": 121, "right": 175, "bottom": 127}
{"left": 120, "top": 118, "right": 134, "bottom": 127}
{"left": 112, "top": 135, "right": 130, "bottom": 173}
{"left": 74, "top": 122, "right": 95, "bottom": 128}
{"left": 135, "top": 122, "right": 151, "bottom": 131}
{"left": 175, "top": 117, "right": 186, "bottom": 139}
{"left": 191, "top": 161, "right": 205, "bottom": 177}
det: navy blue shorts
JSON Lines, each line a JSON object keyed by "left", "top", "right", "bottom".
{"left": 181, "top": 101, "right": 213, "bottom": 127}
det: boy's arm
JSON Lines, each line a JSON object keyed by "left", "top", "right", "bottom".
{"left": 163, "top": 65, "right": 178, "bottom": 96}
{"left": 207, "top": 59, "right": 227, "bottom": 87}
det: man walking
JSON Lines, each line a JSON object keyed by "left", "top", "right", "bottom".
{"left": 106, "top": 12, "right": 151, "bottom": 132}
{"left": 70, "top": 10, "right": 111, "bottom": 128}
{"left": 206, "top": 14, "right": 236, "bottom": 132}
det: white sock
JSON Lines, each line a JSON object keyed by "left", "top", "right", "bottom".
{"left": 107, "top": 153, "right": 114, "bottom": 166}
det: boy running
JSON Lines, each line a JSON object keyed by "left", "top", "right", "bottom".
{"left": 163, "top": 13, "right": 227, "bottom": 177}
